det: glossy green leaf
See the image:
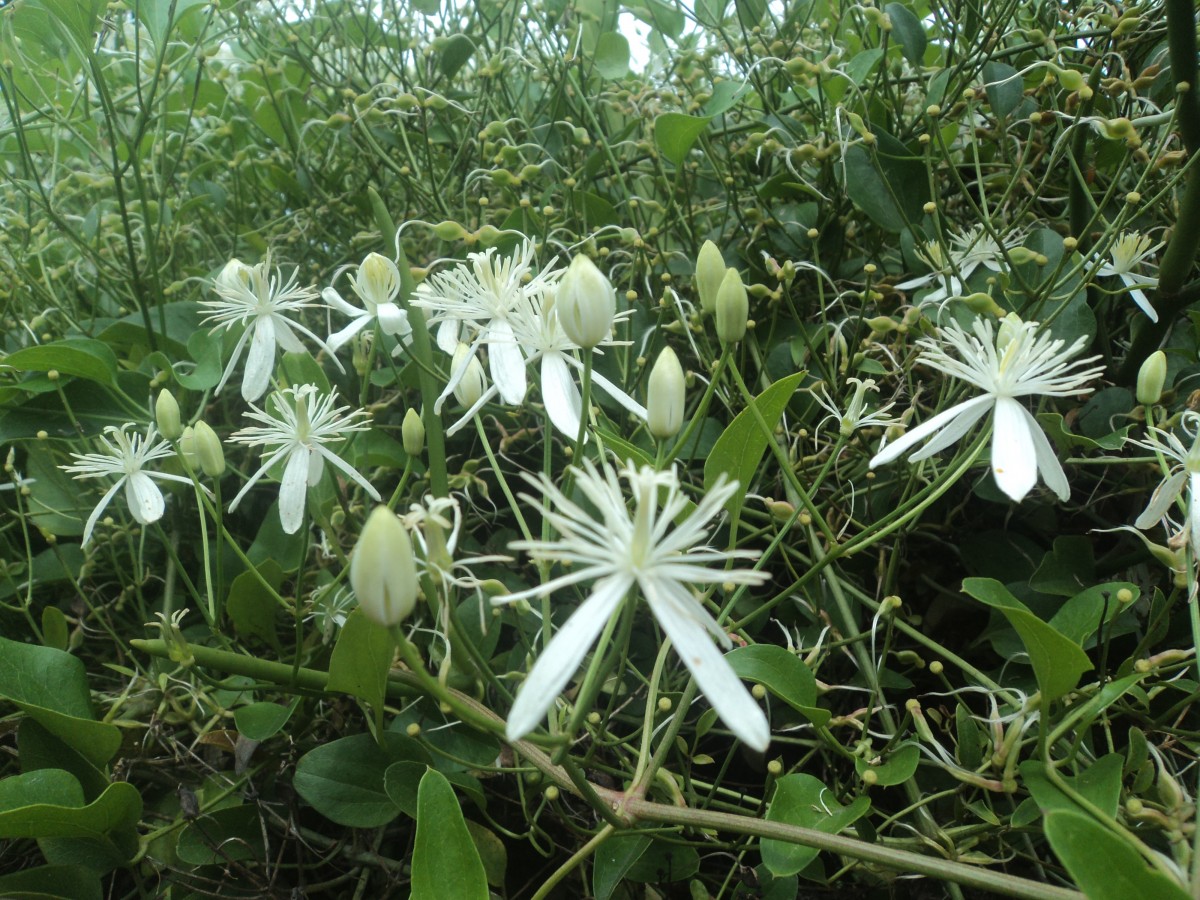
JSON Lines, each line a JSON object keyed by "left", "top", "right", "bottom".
{"left": 4, "top": 340, "right": 118, "bottom": 388}
{"left": 439, "top": 34, "right": 475, "bottom": 79}
{"left": 1049, "top": 583, "right": 1138, "bottom": 646}
{"left": 961, "top": 578, "right": 1092, "bottom": 704}
{"left": 885, "top": 3, "right": 926, "bottom": 65}
{"left": 726, "top": 645, "right": 830, "bottom": 726}
{"left": 626, "top": 840, "right": 700, "bottom": 882}
{"left": 411, "top": 768, "right": 488, "bottom": 900}
{"left": 293, "top": 733, "right": 428, "bottom": 828}
{"left": 704, "top": 371, "right": 805, "bottom": 520}
{"left": 762, "top": 774, "right": 870, "bottom": 876}
{"left": 0, "top": 864, "right": 102, "bottom": 900}
{"left": 1020, "top": 755, "right": 1125, "bottom": 820}
{"left": 593, "top": 833, "right": 652, "bottom": 900}
{"left": 135, "top": 0, "right": 209, "bottom": 43}
{"left": 0, "top": 774, "right": 141, "bottom": 846}
{"left": 594, "top": 32, "right": 629, "bottom": 79}
{"left": 234, "top": 700, "right": 298, "bottom": 742}
{"left": 226, "top": 561, "right": 284, "bottom": 647}
{"left": 982, "top": 61, "right": 1023, "bottom": 119}
{"left": 176, "top": 805, "right": 266, "bottom": 865}
{"left": 654, "top": 113, "right": 713, "bottom": 167}
{"left": 855, "top": 742, "right": 920, "bottom": 786}
{"left": 840, "top": 129, "right": 928, "bottom": 232}
{"left": 383, "top": 760, "right": 424, "bottom": 819}
{"left": 326, "top": 608, "right": 395, "bottom": 712}
{"left": 1044, "top": 809, "right": 1190, "bottom": 900}
{"left": 41, "top": 607, "right": 68, "bottom": 652}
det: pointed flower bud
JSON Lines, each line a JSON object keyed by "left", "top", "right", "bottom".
{"left": 351, "top": 506, "right": 418, "bottom": 626}
{"left": 647, "top": 346, "right": 686, "bottom": 440}
{"left": 452, "top": 343, "right": 488, "bottom": 409}
{"left": 1137, "top": 350, "right": 1167, "bottom": 405}
{"left": 695, "top": 240, "right": 726, "bottom": 315}
{"left": 192, "top": 420, "right": 225, "bottom": 477}
{"left": 402, "top": 408, "right": 425, "bottom": 456}
{"left": 557, "top": 255, "right": 616, "bottom": 348}
{"left": 155, "top": 389, "right": 182, "bottom": 441}
{"left": 179, "top": 426, "right": 198, "bottom": 468}
{"left": 715, "top": 268, "right": 748, "bottom": 344}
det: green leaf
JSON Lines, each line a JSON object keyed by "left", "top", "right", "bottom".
{"left": 464, "top": 820, "right": 507, "bottom": 888}
{"left": 1049, "top": 583, "right": 1138, "bottom": 647}
{"left": 134, "top": 0, "right": 208, "bottom": 44}
{"left": 961, "top": 578, "right": 1092, "bottom": 704}
{"left": 1021, "top": 755, "right": 1125, "bottom": 819}
{"left": 855, "top": 742, "right": 920, "bottom": 786}
{"left": 726, "top": 645, "right": 830, "bottom": 726}
{"left": 35, "top": 0, "right": 102, "bottom": 52}
{"left": 1030, "top": 536, "right": 1095, "bottom": 597}
{"left": 593, "top": 833, "right": 652, "bottom": 900}
{"left": 0, "top": 864, "right": 102, "bottom": 900}
{"left": 439, "top": 34, "right": 475, "bottom": 79}
{"left": 762, "top": 774, "right": 870, "bottom": 876}
{"left": 4, "top": 340, "right": 118, "bottom": 388}
{"left": 0, "top": 637, "right": 121, "bottom": 768}
{"left": 626, "top": 840, "right": 700, "bottom": 881}
{"left": 704, "top": 371, "right": 805, "bottom": 520}
{"left": 0, "top": 770, "right": 82, "bottom": 811}
{"left": 293, "top": 733, "right": 428, "bottom": 828}
{"left": 703, "top": 80, "right": 750, "bottom": 116}
{"left": 226, "top": 561, "right": 284, "bottom": 647}
{"left": 326, "top": 608, "right": 395, "bottom": 711}
{"left": 884, "top": 3, "right": 926, "bottom": 65}
{"left": 0, "top": 775, "right": 141, "bottom": 848}
{"left": 1044, "top": 809, "right": 1191, "bottom": 900}
{"left": 41, "top": 607, "right": 69, "bottom": 652}
{"left": 176, "top": 805, "right": 266, "bottom": 865}
{"left": 383, "top": 760, "right": 424, "bottom": 819}
{"left": 1037, "top": 412, "right": 1130, "bottom": 451}
{"left": 233, "top": 700, "right": 298, "bottom": 742}
{"left": 593, "top": 32, "right": 629, "bottom": 79}
{"left": 411, "top": 769, "right": 489, "bottom": 900}
{"left": 840, "top": 128, "right": 928, "bottom": 232}
{"left": 982, "top": 61, "right": 1024, "bottom": 119}
{"left": 654, "top": 113, "right": 713, "bottom": 167}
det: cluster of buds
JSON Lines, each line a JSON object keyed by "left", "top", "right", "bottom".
{"left": 694, "top": 240, "right": 749, "bottom": 344}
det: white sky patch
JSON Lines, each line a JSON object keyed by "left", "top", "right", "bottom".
{"left": 618, "top": 12, "right": 653, "bottom": 72}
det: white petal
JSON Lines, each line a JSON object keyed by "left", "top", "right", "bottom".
{"left": 907, "top": 397, "right": 992, "bottom": 462}
{"left": 644, "top": 579, "right": 770, "bottom": 752}
{"left": 326, "top": 315, "right": 370, "bottom": 353}
{"left": 316, "top": 444, "right": 383, "bottom": 501}
{"left": 242, "top": 318, "right": 277, "bottom": 402}
{"left": 1136, "top": 470, "right": 1186, "bottom": 529}
{"left": 81, "top": 479, "right": 124, "bottom": 545}
{"left": 590, "top": 368, "right": 649, "bottom": 419}
{"left": 272, "top": 319, "right": 307, "bottom": 354}
{"left": 990, "top": 396, "right": 1037, "bottom": 502}
{"left": 489, "top": 321, "right": 527, "bottom": 405}
{"left": 376, "top": 303, "right": 409, "bottom": 336}
{"left": 322, "top": 287, "right": 361, "bottom": 317}
{"left": 278, "top": 448, "right": 312, "bottom": 534}
{"left": 124, "top": 472, "right": 166, "bottom": 525}
{"left": 1190, "top": 473, "right": 1200, "bottom": 560}
{"left": 541, "top": 354, "right": 583, "bottom": 439}
{"left": 212, "top": 326, "right": 252, "bottom": 396}
{"left": 1122, "top": 278, "right": 1159, "bottom": 322}
{"left": 1025, "top": 407, "right": 1070, "bottom": 500}
{"left": 436, "top": 319, "right": 459, "bottom": 355}
{"left": 505, "top": 575, "right": 630, "bottom": 742}
{"left": 870, "top": 396, "right": 991, "bottom": 467}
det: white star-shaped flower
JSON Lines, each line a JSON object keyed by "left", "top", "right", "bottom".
{"left": 228, "top": 384, "right": 380, "bottom": 534}
{"left": 323, "top": 252, "right": 412, "bottom": 354}
{"left": 1131, "top": 412, "right": 1200, "bottom": 558}
{"left": 498, "top": 460, "right": 771, "bottom": 751}
{"left": 60, "top": 424, "right": 196, "bottom": 544}
{"left": 895, "top": 225, "right": 1015, "bottom": 306}
{"left": 1095, "top": 232, "right": 1164, "bottom": 322}
{"left": 201, "top": 255, "right": 341, "bottom": 402}
{"left": 870, "top": 316, "right": 1103, "bottom": 502}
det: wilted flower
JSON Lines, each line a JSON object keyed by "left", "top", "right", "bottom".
{"left": 323, "top": 252, "right": 412, "bottom": 354}
{"left": 870, "top": 316, "right": 1103, "bottom": 502}
{"left": 498, "top": 460, "right": 772, "bottom": 751}
{"left": 1095, "top": 232, "right": 1164, "bottom": 322}
{"left": 61, "top": 424, "right": 196, "bottom": 544}
{"left": 228, "top": 384, "right": 380, "bottom": 534}
{"left": 813, "top": 376, "right": 898, "bottom": 438}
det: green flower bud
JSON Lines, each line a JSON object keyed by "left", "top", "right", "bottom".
{"left": 192, "top": 421, "right": 225, "bottom": 477}
{"left": 155, "top": 389, "right": 182, "bottom": 441}
{"left": 402, "top": 408, "right": 425, "bottom": 456}
{"left": 715, "top": 268, "right": 748, "bottom": 344}
{"left": 695, "top": 240, "right": 726, "bottom": 315}
{"left": 351, "top": 506, "right": 417, "bottom": 626}
{"left": 557, "top": 255, "right": 616, "bottom": 348}
{"left": 178, "top": 426, "right": 198, "bottom": 468}
{"left": 1136, "top": 351, "right": 1167, "bottom": 405}
{"left": 452, "top": 343, "right": 488, "bottom": 409}
{"left": 646, "top": 346, "right": 686, "bottom": 440}
{"left": 1057, "top": 68, "right": 1085, "bottom": 92}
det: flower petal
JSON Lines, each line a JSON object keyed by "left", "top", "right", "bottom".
{"left": 541, "top": 353, "right": 583, "bottom": 439}
{"left": 1121, "top": 276, "right": 1159, "bottom": 322}
{"left": 242, "top": 318, "right": 277, "bottom": 402}
{"left": 326, "top": 315, "right": 370, "bottom": 353}
{"left": 322, "top": 286, "right": 361, "bottom": 317}
{"left": 1025, "top": 406, "right": 1070, "bottom": 500}
{"left": 505, "top": 575, "right": 630, "bottom": 742}
{"left": 644, "top": 578, "right": 770, "bottom": 751}
{"left": 990, "top": 396, "right": 1037, "bottom": 501}
{"left": 907, "top": 396, "right": 992, "bottom": 462}
{"left": 376, "top": 303, "right": 410, "bottom": 336}
{"left": 1136, "top": 470, "right": 1186, "bottom": 530}
{"left": 123, "top": 471, "right": 166, "bottom": 525}
{"left": 489, "top": 320, "right": 527, "bottom": 405}
{"left": 278, "top": 448, "right": 312, "bottom": 534}
{"left": 870, "top": 396, "right": 991, "bottom": 467}
{"left": 81, "top": 479, "right": 124, "bottom": 545}
{"left": 1190, "top": 473, "right": 1200, "bottom": 559}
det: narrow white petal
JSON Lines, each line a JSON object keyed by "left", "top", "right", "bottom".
{"left": 81, "top": 479, "right": 124, "bottom": 545}
{"left": 322, "top": 287, "right": 361, "bottom": 317}
{"left": 505, "top": 575, "right": 630, "bottom": 741}
{"left": 870, "top": 396, "right": 991, "bottom": 467}
{"left": 272, "top": 319, "right": 307, "bottom": 354}
{"left": 212, "top": 326, "right": 252, "bottom": 396}
{"left": 590, "top": 368, "right": 649, "bottom": 418}
{"left": 489, "top": 321, "right": 528, "bottom": 405}
{"left": 124, "top": 472, "right": 166, "bottom": 525}
{"left": 326, "top": 315, "right": 370, "bottom": 353}
{"left": 541, "top": 354, "right": 583, "bottom": 439}
{"left": 242, "top": 318, "right": 277, "bottom": 402}
{"left": 1025, "top": 407, "right": 1070, "bottom": 500}
{"left": 1190, "top": 473, "right": 1200, "bottom": 560}
{"left": 990, "top": 396, "right": 1038, "bottom": 502}
{"left": 278, "top": 448, "right": 312, "bottom": 534}
{"left": 376, "top": 303, "right": 409, "bottom": 336}
{"left": 436, "top": 319, "right": 460, "bottom": 355}
{"left": 317, "top": 445, "right": 383, "bottom": 501}
{"left": 907, "top": 397, "right": 992, "bottom": 462}
{"left": 1121, "top": 277, "right": 1159, "bottom": 322}
{"left": 1136, "top": 470, "right": 1186, "bottom": 529}
{"left": 645, "top": 580, "right": 769, "bottom": 751}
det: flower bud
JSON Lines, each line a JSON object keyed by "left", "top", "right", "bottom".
{"left": 351, "top": 506, "right": 417, "bottom": 626}
{"left": 215, "top": 258, "right": 250, "bottom": 293}
{"left": 452, "top": 343, "right": 488, "bottom": 408}
{"left": 715, "top": 268, "right": 748, "bottom": 344}
{"left": 402, "top": 408, "right": 425, "bottom": 456}
{"left": 695, "top": 240, "right": 726, "bottom": 315}
{"left": 1137, "top": 351, "right": 1167, "bottom": 405}
{"left": 179, "top": 426, "right": 198, "bottom": 468}
{"left": 557, "top": 255, "right": 615, "bottom": 348}
{"left": 646, "top": 346, "right": 686, "bottom": 440}
{"left": 155, "top": 389, "right": 182, "bottom": 441}
{"left": 192, "top": 421, "right": 225, "bottom": 477}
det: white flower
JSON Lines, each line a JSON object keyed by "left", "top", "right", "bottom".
{"left": 60, "top": 424, "right": 196, "bottom": 544}
{"left": 498, "top": 460, "right": 772, "bottom": 751}
{"left": 813, "top": 376, "right": 898, "bottom": 438}
{"left": 227, "top": 384, "right": 380, "bottom": 534}
{"left": 412, "top": 241, "right": 560, "bottom": 412}
{"left": 896, "top": 225, "right": 1014, "bottom": 306}
{"left": 870, "top": 316, "right": 1103, "bottom": 502}
{"left": 1130, "top": 412, "right": 1200, "bottom": 558}
{"left": 1095, "top": 232, "right": 1164, "bottom": 323}
{"left": 201, "top": 255, "right": 340, "bottom": 402}
{"left": 323, "top": 252, "right": 412, "bottom": 354}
